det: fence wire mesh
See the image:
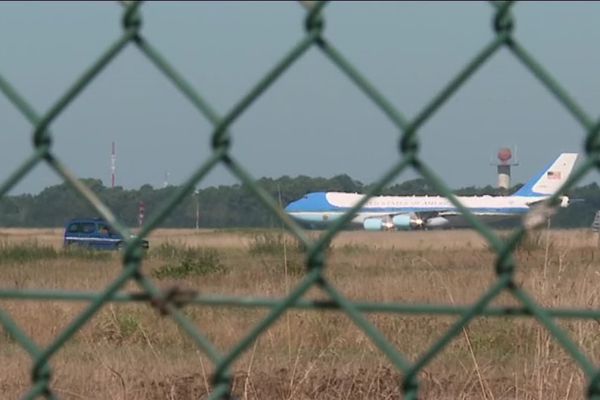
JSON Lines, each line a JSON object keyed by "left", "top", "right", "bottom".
{"left": 1, "top": 1, "right": 600, "bottom": 399}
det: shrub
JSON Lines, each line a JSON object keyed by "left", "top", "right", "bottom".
{"left": 151, "top": 244, "right": 225, "bottom": 279}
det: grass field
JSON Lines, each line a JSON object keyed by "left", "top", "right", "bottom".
{"left": 0, "top": 227, "right": 599, "bottom": 399}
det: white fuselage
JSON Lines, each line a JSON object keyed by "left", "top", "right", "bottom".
{"left": 286, "top": 192, "right": 550, "bottom": 228}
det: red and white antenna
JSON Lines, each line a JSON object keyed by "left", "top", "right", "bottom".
{"left": 111, "top": 141, "right": 117, "bottom": 188}
{"left": 138, "top": 201, "right": 145, "bottom": 227}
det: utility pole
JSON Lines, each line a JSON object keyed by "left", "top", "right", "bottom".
{"left": 195, "top": 189, "right": 200, "bottom": 230}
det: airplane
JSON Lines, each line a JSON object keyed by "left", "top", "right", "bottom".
{"left": 284, "top": 153, "right": 579, "bottom": 230}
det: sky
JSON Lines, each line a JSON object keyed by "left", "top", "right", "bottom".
{"left": 1, "top": 1, "right": 599, "bottom": 195}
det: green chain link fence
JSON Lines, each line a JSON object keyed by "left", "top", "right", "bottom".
{"left": 1, "top": 1, "right": 600, "bottom": 399}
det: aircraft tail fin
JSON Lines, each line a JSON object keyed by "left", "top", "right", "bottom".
{"left": 512, "top": 153, "right": 578, "bottom": 197}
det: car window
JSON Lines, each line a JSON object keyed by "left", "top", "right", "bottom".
{"left": 98, "top": 223, "right": 112, "bottom": 235}
{"left": 81, "top": 223, "right": 96, "bottom": 234}
{"left": 67, "top": 223, "right": 80, "bottom": 233}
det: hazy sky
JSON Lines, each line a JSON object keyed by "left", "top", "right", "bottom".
{"left": 1, "top": 1, "right": 599, "bottom": 195}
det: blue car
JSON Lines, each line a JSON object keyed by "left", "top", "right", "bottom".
{"left": 63, "top": 218, "right": 149, "bottom": 250}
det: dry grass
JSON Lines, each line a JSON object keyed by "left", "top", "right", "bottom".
{"left": 0, "top": 227, "right": 599, "bottom": 399}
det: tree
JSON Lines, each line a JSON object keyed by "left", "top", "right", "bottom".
{"left": 1, "top": 175, "right": 599, "bottom": 228}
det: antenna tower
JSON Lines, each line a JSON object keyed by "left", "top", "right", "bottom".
{"left": 111, "top": 141, "right": 116, "bottom": 188}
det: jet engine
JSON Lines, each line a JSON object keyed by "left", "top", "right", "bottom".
{"left": 425, "top": 216, "right": 450, "bottom": 228}
{"left": 363, "top": 218, "right": 393, "bottom": 231}
{"left": 392, "top": 214, "right": 424, "bottom": 230}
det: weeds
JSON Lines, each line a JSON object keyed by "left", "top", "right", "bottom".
{"left": 248, "top": 232, "right": 304, "bottom": 255}
{"left": 517, "top": 229, "right": 554, "bottom": 252}
{"left": 0, "top": 228, "right": 596, "bottom": 399}
{"left": 0, "top": 326, "right": 15, "bottom": 345}
{"left": 284, "top": 258, "right": 306, "bottom": 277}
{"left": 245, "top": 232, "right": 310, "bottom": 278}
{"left": 0, "top": 240, "right": 111, "bottom": 264}
{"left": 247, "top": 231, "right": 333, "bottom": 256}
{"left": 150, "top": 242, "right": 226, "bottom": 279}
{"left": 94, "top": 308, "right": 142, "bottom": 344}
{"left": 493, "top": 228, "right": 554, "bottom": 254}
{"left": 336, "top": 243, "right": 372, "bottom": 254}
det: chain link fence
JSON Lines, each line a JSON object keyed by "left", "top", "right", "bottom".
{"left": 1, "top": 1, "right": 600, "bottom": 399}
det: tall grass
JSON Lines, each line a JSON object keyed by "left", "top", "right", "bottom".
{"left": 0, "top": 229, "right": 597, "bottom": 399}
{"left": 149, "top": 242, "right": 226, "bottom": 279}
{"left": 247, "top": 231, "right": 306, "bottom": 255}
{"left": 0, "top": 240, "right": 111, "bottom": 264}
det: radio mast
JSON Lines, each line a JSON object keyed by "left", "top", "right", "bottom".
{"left": 111, "top": 141, "right": 117, "bottom": 188}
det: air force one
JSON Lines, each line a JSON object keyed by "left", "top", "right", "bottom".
{"left": 284, "top": 153, "right": 579, "bottom": 231}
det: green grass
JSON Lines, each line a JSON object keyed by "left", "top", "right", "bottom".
{"left": 0, "top": 240, "right": 111, "bottom": 264}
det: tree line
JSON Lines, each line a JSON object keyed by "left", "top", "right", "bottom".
{"left": 0, "top": 175, "right": 598, "bottom": 228}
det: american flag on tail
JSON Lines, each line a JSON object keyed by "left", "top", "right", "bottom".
{"left": 547, "top": 171, "right": 561, "bottom": 179}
